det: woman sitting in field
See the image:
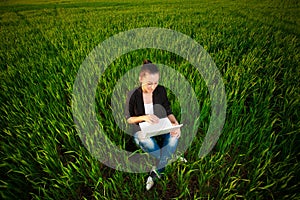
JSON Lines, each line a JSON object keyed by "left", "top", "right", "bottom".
{"left": 126, "top": 60, "right": 185, "bottom": 190}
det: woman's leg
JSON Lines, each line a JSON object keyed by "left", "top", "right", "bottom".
{"left": 134, "top": 132, "right": 161, "bottom": 160}
{"left": 156, "top": 133, "right": 178, "bottom": 173}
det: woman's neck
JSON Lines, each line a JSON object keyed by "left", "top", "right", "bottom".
{"left": 143, "top": 92, "right": 153, "bottom": 104}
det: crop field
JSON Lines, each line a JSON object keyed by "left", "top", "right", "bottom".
{"left": 0, "top": 0, "right": 299, "bottom": 199}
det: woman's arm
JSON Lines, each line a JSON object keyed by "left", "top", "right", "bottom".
{"left": 160, "top": 86, "right": 173, "bottom": 116}
{"left": 168, "top": 114, "right": 181, "bottom": 138}
{"left": 127, "top": 116, "right": 146, "bottom": 124}
{"left": 127, "top": 114, "right": 159, "bottom": 124}
{"left": 167, "top": 114, "right": 179, "bottom": 125}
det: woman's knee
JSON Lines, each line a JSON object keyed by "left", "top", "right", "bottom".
{"left": 139, "top": 138, "right": 156, "bottom": 149}
{"left": 168, "top": 136, "right": 178, "bottom": 147}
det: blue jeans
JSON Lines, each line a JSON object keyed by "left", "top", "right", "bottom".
{"left": 134, "top": 132, "right": 178, "bottom": 174}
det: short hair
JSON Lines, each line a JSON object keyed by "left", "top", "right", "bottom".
{"left": 140, "top": 59, "right": 159, "bottom": 77}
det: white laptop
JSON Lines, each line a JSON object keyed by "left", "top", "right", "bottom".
{"left": 139, "top": 117, "right": 183, "bottom": 138}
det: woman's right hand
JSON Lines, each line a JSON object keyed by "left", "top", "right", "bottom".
{"left": 143, "top": 114, "right": 159, "bottom": 124}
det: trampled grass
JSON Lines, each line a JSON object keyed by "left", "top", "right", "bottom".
{"left": 1, "top": 0, "right": 299, "bottom": 199}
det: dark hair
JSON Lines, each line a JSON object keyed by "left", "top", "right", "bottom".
{"left": 143, "top": 59, "right": 152, "bottom": 64}
{"left": 139, "top": 59, "right": 159, "bottom": 77}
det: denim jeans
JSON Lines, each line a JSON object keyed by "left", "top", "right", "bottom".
{"left": 134, "top": 132, "right": 178, "bottom": 174}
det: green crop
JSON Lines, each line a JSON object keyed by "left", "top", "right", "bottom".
{"left": 1, "top": 0, "right": 299, "bottom": 199}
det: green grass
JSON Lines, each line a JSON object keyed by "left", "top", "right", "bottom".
{"left": 1, "top": 0, "right": 299, "bottom": 199}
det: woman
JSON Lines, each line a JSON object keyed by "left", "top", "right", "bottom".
{"left": 126, "top": 60, "right": 183, "bottom": 190}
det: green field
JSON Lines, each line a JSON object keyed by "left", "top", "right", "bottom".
{"left": 1, "top": 0, "right": 299, "bottom": 199}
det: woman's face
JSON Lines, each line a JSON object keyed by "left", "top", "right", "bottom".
{"left": 140, "top": 72, "right": 159, "bottom": 93}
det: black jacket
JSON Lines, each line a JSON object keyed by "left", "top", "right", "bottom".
{"left": 125, "top": 85, "right": 173, "bottom": 133}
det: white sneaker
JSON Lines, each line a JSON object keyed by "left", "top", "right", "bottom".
{"left": 169, "top": 155, "right": 187, "bottom": 164}
{"left": 178, "top": 156, "right": 187, "bottom": 163}
{"left": 146, "top": 176, "right": 154, "bottom": 191}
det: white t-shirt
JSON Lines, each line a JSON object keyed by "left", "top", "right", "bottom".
{"left": 144, "top": 103, "right": 154, "bottom": 115}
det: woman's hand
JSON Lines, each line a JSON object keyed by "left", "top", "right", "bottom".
{"left": 170, "top": 123, "right": 181, "bottom": 138}
{"left": 143, "top": 114, "right": 159, "bottom": 124}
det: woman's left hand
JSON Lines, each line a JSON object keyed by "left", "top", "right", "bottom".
{"left": 170, "top": 124, "right": 181, "bottom": 138}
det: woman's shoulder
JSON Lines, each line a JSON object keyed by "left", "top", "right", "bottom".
{"left": 155, "top": 85, "right": 166, "bottom": 92}
{"left": 153, "top": 85, "right": 167, "bottom": 97}
{"left": 127, "top": 87, "right": 142, "bottom": 99}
